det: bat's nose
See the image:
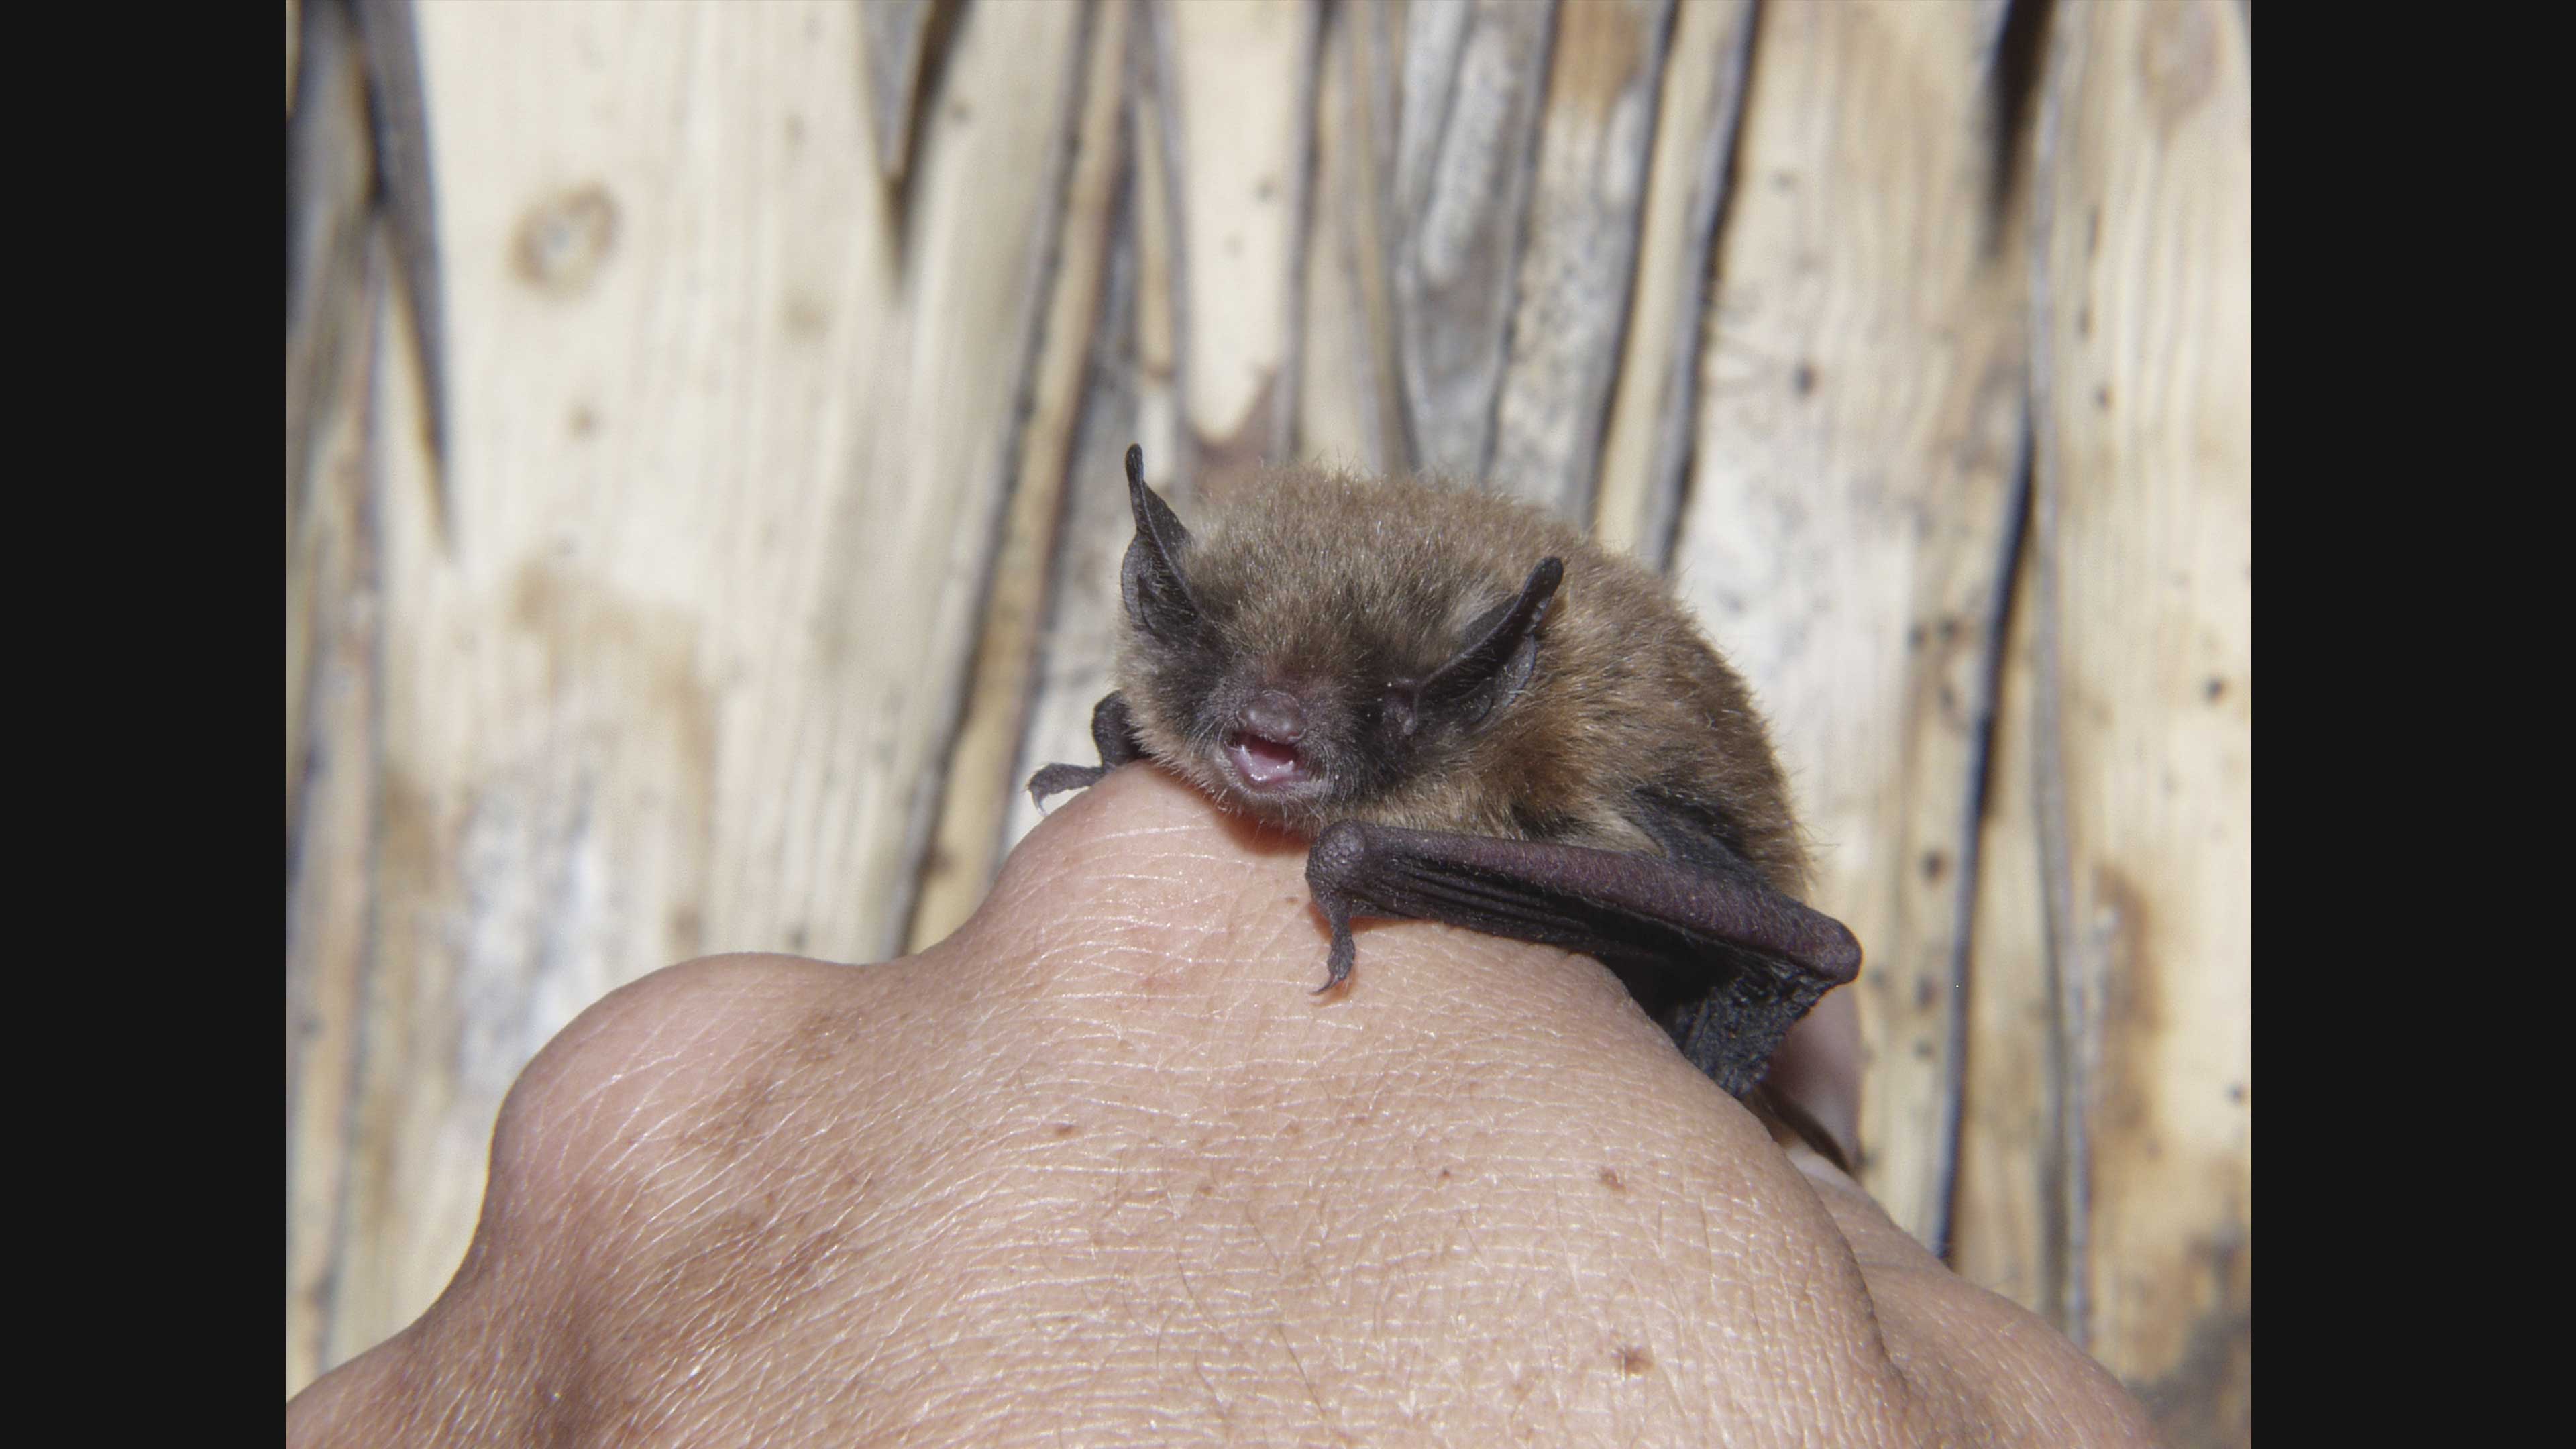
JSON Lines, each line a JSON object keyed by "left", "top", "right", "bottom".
{"left": 1240, "top": 691, "right": 1307, "bottom": 744}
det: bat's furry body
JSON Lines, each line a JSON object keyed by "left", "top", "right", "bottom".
{"left": 1115, "top": 462, "right": 1810, "bottom": 896}
{"left": 1032, "top": 448, "right": 1860, "bottom": 1126}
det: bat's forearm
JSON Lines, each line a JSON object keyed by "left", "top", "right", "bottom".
{"left": 1303, "top": 820, "right": 1859, "bottom": 1097}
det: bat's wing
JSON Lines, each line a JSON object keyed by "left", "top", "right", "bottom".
{"left": 1303, "top": 820, "right": 1860, "bottom": 1099}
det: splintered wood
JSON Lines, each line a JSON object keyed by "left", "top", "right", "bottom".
{"left": 288, "top": 4, "right": 2253, "bottom": 1438}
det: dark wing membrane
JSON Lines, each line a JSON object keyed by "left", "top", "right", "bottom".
{"left": 1621, "top": 788, "right": 1861, "bottom": 1093}
{"left": 1303, "top": 818, "right": 1859, "bottom": 1096}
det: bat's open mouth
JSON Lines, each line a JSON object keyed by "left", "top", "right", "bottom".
{"left": 1222, "top": 730, "right": 1313, "bottom": 792}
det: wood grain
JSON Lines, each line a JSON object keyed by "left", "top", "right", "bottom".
{"left": 1004, "top": 186, "right": 1145, "bottom": 859}
{"left": 1159, "top": 0, "right": 1316, "bottom": 476}
{"left": 284, "top": 225, "right": 386, "bottom": 1399}
{"left": 1390, "top": 0, "right": 1556, "bottom": 480}
{"left": 286, "top": 1, "right": 395, "bottom": 1393}
{"left": 287, "top": 0, "right": 375, "bottom": 826}
{"left": 1129, "top": 9, "right": 1186, "bottom": 494}
{"left": 353, "top": 0, "right": 450, "bottom": 495}
{"left": 857, "top": 0, "right": 938, "bottom": 182}
{"left": 295, "top": 0, "right": 1085, "bottom": 1381}
{"left": 2031, "top": 1, "right": 2251, "bottom": 1438}
{"left": 1487, "top": 0, "right": 1672, "bottom": 522}
{"left": 1002, "top": 7, "right": 1185, "bottom": 859}
{"left": 1293, "top": 0, "right": 1394, "bottom": 473}
{"left": 1951, "top": 506, "right": 2064, "bottom": 1322}
{"left": 1591, "top": 0, "right": 1753, "bottom": 564}
{"left": 1667, "top": 0, "right": 2030, "bottom": 1249}
{"left": 909, "top": 0, "right": 1128, "bottom": 951}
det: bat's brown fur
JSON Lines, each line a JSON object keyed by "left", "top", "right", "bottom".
{"left": 1114, "top": 463, "right": 1811, "bottom": 897}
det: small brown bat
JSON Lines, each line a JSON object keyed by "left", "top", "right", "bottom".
{"left": 1030, "top": 447, "right": 1862, "bottom": 1129}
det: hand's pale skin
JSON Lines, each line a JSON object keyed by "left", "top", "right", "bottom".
{"left": 287, "top": 767, "right": 2157, "bottom": 1446}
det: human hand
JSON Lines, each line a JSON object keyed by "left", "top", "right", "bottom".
{"left": 286, "top": 766, "right": 2155, "bottom": 1446}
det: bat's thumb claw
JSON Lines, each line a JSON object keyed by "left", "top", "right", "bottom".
{"left": 1310, "top": 934, "right": 1355, "bottom": 997}
{"left": 1026, "top": 763, "right": 1104, "bottom": 814}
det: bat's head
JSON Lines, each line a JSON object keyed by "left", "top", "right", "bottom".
{"left": 1112, "top": 445, "right": 1562, "bottom": 829}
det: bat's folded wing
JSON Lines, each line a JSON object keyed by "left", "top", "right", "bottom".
{"left": 1304, "top": 822, "right": 1860, "bottom": 1098}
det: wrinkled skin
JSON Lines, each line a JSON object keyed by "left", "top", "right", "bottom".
{"left": 288, "top": 768, "right": 2155, "bottom": 1447}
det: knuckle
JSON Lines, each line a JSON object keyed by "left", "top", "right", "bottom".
{"left": 1306, "top": 820, "right": 1375, "bottom": 897}
{"left": 490, "top": 954, "right": 820, "bottom": 1200}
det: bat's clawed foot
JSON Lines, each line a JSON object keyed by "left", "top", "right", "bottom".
{"left": 1305, "top": 822, "right": 1369, "bottom": 996}
{"left": 1026, "top": 762, "right": 1107, "bottom": 810}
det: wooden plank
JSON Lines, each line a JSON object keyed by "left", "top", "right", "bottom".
{"left": 352, "top": 0, "right": 451, "bottom": 494}
{"left": 286, "top": 6, "right": 386, "bottom": 1382}
{"left": 1949, "top": 509, "right": 2065, "bottom": 1324}
{"left": 1005, "top": 162, "right": 1146, "bottom": 855}
{"left": 1346, "top": 0, "right": 1414, "bottom": 472}
{"left": 857, "top": 0, "right": 938, "bottom": 182}
{"left": 1390, "top": 0, "right": 1556, "bottom": 480}
{"left": 1487, "top": 0, "right": 1672, "bottom": 521}
{"left": 284, "top": 227, "right": 386, "bottom": 1399}
{"left": 305, "top": 0, "right": 1085, "bottom": 1384}
{"left": 1293, "top": 0, "right": 1391, "bottom": 472}
{"left": 1159, "top": 0, "right": 1316, "bottom": 475}
{"left": 1000, "top": 1, "right": 1195, "bottom": 860}
{"left": 1591, "top": 0, "right": 1752, "bottom": 564}
{"left": 1970, "top": 0, "right": 2017, "bottom": 61}
{"left": 1130, "top": 10, "right": 1186, "bottom": 494}
{"left": 2031, "top": 1, "right": 2251, "bottom": 1440}
{"left": 909, "top": 0, "right": 1129, "bottom": 951}
{"left": 327, "top": 204, "right": 445, "bottom": 1381}
{"left": 287, "top": 0, "right": 376, "bottom": 826}
{"left": 1667, "top": 0, "right": 2029, "bottom": 1249}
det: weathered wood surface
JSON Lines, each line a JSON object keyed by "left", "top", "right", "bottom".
{"left": 1953, "top": 517, "right": 2060, "bottom": 1317}
{"left": 857, "top": 0, "right": 938, "bottom": 182}
{"left": 286, "top": 0, "right": 371, "bottom": 828}
{"left": 287, "top": 3, "right": 2253, "bottom": 1439}
{"left": 2031, "top": 3, "right": 2252, "bottom": 1440}
{"left": 1390, "top": 0, "right": 1555, "bottom": 481}
{"left": 1591, "top": 0, "right": 1752, "bottom": 564}
{"left": 1487, "top": 0, "right": 1670, "bottom": 520}
{"left": 285, "top": 0, "right": 1086, "bottom": 1389}
{"left": 908, "top": 0, "right": 1131, "bottom": 950}
{"left": 1293, "top": 0, "right": 1393, "bottom": 472}
{"left": 351, "top": 0, "right": 449, "bottom": 490}
{"left": 1160, "top": 0, "right": 1316, "bottom": 478}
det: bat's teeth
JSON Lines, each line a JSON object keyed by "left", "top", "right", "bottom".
{"left": 1224, "top": 731, "right": 1313, "bottom": 790}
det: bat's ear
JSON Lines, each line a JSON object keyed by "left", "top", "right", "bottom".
{"left": 1420, "top": 557, "right": 1561, "bottom": 727}
{"left": 1120, "top": 444, "right": 1201, "bottom": 640}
